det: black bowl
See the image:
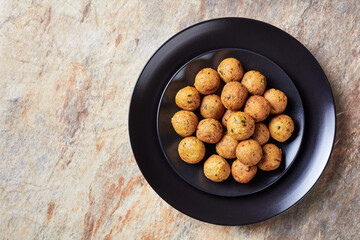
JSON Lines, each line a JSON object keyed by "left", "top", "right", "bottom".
{"left": 157, "top": 48, "right": 304, "bottom": 197}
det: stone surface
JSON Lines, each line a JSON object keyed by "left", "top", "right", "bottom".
{"left": 0, "top": 0, "right": 359, "bottom": 239}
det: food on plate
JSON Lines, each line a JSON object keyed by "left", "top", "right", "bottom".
{"left": 175, "top": 86, "right": 201, "bottom": 111}
{"left": 241, "top": 70, "right": 267, "bottom": 95}
{"left": 268, "top": 114, "right": 294, "bottom": 142}
{"left": 263, "top": 88, "right": 288, "bottom": 115}
{"left": 196, "top": 118, "right": 223, "bottom": 144}
{"left": 221, "top": 81, "right": 248, "bottom": 110}
{"left": 178, "top": 137, "right": 206, "bottom": 164}
{"left": 217, "top": 58, "right": 244, "bottom": 83}
{"left": 258, "top": 143, "right": 282, "bottom": 171}
{"left": 236, "top": 139, "right": 263, "bottom": 166}
{"left": 169, "top": 57, "right": 297, "bottom": 184}
{"left": 203, "top": 154, "right": 231, "bottom": 182}
{"left": 244, "top": 95, "right": 271, "bottom": 122}
{"left": 227, "top": 112, "right": 255, "bottom": 141}
{"left": 171, "top": 110, "right": 198, "bottom": 137}
{"left": 252, "top": 123, "right": 270, "bottom": 146}
{"left": 200, "top": 94, "right": 225, "bottom": 119}
{"left": 215, "top": 132, "right": 238, "bottom": 159}
{"left": 231, "top": 159, "right": 257, "bottom": 183}
{"left": 194, "top": 68, "right": 221, "bottom": 95}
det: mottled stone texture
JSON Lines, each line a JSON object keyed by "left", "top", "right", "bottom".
{"left": 0, "top": 0, "right": 358, "bottom": 239}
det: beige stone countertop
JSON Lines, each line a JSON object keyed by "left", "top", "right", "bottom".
{"left": 0, "top": 1, "right": 359, "bottom": 239}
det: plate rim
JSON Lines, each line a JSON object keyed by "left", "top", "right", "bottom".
{"left": 128, "top": 17, "right": 337, "bottom": 225}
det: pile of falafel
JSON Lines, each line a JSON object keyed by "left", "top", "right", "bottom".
{"left": 171, "top": 57, "right": 294, "bottom": 184}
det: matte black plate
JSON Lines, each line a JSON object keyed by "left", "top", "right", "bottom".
{"left": 129, "top": 18, "right": 336, "bottom": 225}
{"left": 157, "top": 48, "right": 304, "bottom": 197}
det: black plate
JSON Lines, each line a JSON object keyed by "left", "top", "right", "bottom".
{"left": 129, "top": 18, "right": 336, "bottom": 225}
{"left": 157, "top": 48, "right": 304, "bottom": 197}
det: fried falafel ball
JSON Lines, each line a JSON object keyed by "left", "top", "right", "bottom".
{"left": 196, "top": 118, "right": 223, "bottom": 144}
{"left": 175, "top": 86, "right": 201, "bottom": 111}
{"left": 221, "top": 82, "right": 248, "bottom": 110}
{"left": 231, "top": 159, "right": 257, "bottom": 183}
{"left": 244, "top": 95, "right": 271, "bottom": 122}
{"left": 216, "top": 132, "right": 238, "bottom": 159}
{"left": 268, "top": 114, "right": 294, "bottom": 142}
{"left": 200, "top": 94, "right": 225, "bottom": 119}
{"left": 227, "top": 112, "right": 255, "bottom": 141}
{"left": 178, "top": 137, "right": 206, "bottom": 164}
{"left": 203, "top": 154, "right": 231, "bottom": 182}
{"left": 263, "top": 88, "right": 288, "bottom": 115}
{"left": 171, "top": 110, "right": 198, "bottom": 137}
{"left": 194, "top": 68, "right": 221, "bottom": 95}
{"left": 236, "top": 139, "right": 263, "bottom": 166}
{"left": 217, "top": 58, "right": 244, "bottom": 83}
